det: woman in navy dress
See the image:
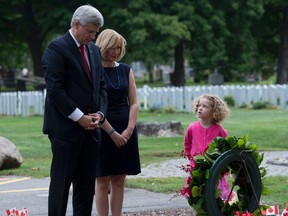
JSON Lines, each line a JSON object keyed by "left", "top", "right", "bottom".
{"left": 95, "top": 29, "right": 141, "bottom": 216}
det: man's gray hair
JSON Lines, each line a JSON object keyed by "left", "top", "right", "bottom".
{"left": 70, "top": 5, "right": 104, "bottom": 28}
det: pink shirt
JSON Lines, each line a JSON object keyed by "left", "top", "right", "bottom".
{"left": 184, "top": 121, "right": 228, "bottom": 159}
{"left": 184, "top": 121, "right": 229, "bottom": 199}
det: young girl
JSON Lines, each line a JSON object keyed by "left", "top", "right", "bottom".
{"left": 183, "top": 94, "right": 230, "bottom": 199}
{"left": 184, "top": 94, "right": 230, "bottom": 167}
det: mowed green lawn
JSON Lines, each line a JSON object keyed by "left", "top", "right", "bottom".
{"left": 0, "top": 108, "right": 287, "bottom": 208}
{"left": 1, "top": 108, "right": 287, "bottom": 177}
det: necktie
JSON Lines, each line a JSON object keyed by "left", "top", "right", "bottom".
{"left": 79, "top": 45, "right": 92, "bottom": 78}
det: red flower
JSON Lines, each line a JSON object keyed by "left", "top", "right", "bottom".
{"left": 235, "top": 211, "right": 254, "bottom": 216}
{"left": 180, "top": 176, "right": 192, "bottom": 198}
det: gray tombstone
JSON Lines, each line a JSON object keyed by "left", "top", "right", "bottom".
{"left": 208, "top": 68, "right": 224, "bottom": 85}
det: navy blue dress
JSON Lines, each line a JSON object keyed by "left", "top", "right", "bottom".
{"left": 96, "top": 63, "right": 141, "bottom": 176}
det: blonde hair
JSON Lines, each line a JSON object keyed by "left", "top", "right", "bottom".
{"left": 95, "top": 29, "right": 126, "bottom": 61}
{"left": 192, "top": 94, "right": 230, "bottom": 124}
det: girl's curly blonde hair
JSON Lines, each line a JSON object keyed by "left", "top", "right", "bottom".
{"left": 192, "top": 94, "right": 230, "bottom": 124}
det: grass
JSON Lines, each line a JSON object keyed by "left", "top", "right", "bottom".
{"left": 0, "top": 108, "right": 287, "bottom": 209}
{"left": 125, "top": 176, "right": 288, "bottom": 210}
{"left": 260, "top": 176, "right": 288, "bottom": 208}
{"left": 1, "top": 108, "right": 288, "bottom": 175}
{"left": 138, "top": 108, "right": 288, "bottom": 151}
{"left": 0, "top": 116, "right": 50, "bottom": 177}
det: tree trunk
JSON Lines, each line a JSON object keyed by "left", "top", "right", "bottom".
{"left": 23, "top": 0, "right": 45, "bottom": 78}
{"left": 26, "top": 34, "right": 44, "bottom": 78}
{"left": 146, "top": 60, "right": 154, "bottom": 83}
{"left": 276, "top": 6, "right": 288, "bottom": 84}
{"left": 171, "top": 40, "right": 185, "bottom": 86}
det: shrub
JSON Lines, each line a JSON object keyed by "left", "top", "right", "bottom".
{"left": 163, "top": 107, "right": 176, "bottom": 113}
{"left": 149, "top": 106, "right": 160, "bottom": 113}
{"left": 239, "top": 103, "right": 248, "bottom": 109}
{"left": 252, "top": 101, "right": 275, "bottom": 110}
{"left": 224, "top": 96, "right": 236, "bottom": 107}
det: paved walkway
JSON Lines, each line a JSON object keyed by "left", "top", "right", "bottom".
{"left": 0, "top": 151, "right": 287, "bottom": 215}
{"left": 131, "top": 151, "right": 288, "bottom": 178}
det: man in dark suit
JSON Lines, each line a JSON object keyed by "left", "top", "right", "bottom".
{"left": 42, "top": 5, "right": 107, "bottom": 216}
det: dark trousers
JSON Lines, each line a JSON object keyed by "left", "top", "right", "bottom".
{"left": 48, "top": 134, "right": 98, "bottom": 216}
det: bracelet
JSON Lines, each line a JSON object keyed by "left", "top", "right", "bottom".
{"left": 99, "top": 116, "right": 105, "bottom": 125}
{"left": 107, "top": 128, "right": 115, "bottom": 136}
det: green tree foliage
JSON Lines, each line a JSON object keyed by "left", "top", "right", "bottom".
{"left": 0, "top": 0, "right": 287, "bottom": 85}
{"left": 97, "top": 0, "right": 190, "bottom": 85}
{"left": 0, "top": 0, "right": 81, "bottom": 76}
{"left": 252, "top": 0, "right": 288, "bottom": 83}
{"left": 187, "top": 1, "right": 265, "bottom": 82}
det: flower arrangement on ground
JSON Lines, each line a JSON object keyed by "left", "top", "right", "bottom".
{"left": 179, "top": 134, "right": 269, "bottom": 216}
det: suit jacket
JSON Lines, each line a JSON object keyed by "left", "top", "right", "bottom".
{"left": 42, "top": 31, "right": 108, "bottom": 142}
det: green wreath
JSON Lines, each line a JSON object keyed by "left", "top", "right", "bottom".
{"left": 182, "top": 135, "right": 269, "bottom": 216}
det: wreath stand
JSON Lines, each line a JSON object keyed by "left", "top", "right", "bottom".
{"left": 205, "top": 149, "right": 262, "bottom": 216}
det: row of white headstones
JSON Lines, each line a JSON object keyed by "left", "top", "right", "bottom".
{"left": 0, "top": 84, "right": 287, "bottom": 116}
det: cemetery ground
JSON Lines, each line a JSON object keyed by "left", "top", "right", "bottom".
{"left": 0, "top": 108, "right": 288, "bottom": 213}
